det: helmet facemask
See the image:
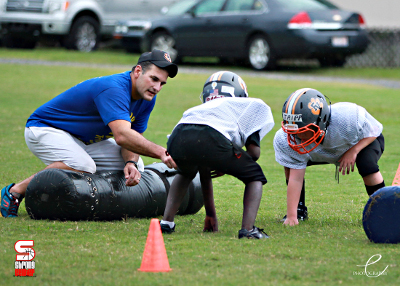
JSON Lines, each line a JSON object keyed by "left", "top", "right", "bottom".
{"left": 282, "top": 122, "right": 326, "bottom": 154}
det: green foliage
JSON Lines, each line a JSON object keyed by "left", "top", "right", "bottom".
{"left": 0, "top": 50, "right": 399, "bottom": 285}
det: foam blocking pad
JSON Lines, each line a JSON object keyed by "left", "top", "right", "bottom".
{"left": 362, "top": 186, "right": 400, "bottom": 243}
{"left": 25, "top": 163, "right": 204, "bottom": 221}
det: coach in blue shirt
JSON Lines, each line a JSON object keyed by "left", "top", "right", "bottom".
{"left": 1, "top": 49, "right": 178, "bottom": 218}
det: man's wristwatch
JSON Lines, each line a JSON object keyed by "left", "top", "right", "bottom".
{"left": 125, "top": 160, "right": 138, "bottom": 169}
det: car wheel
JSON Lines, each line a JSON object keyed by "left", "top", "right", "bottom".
{"left": 150, "top": 32, "right": 179, "bottom": 62}
{"left": 318, "top": 56, "right": 346, "bottom": 67}
{"left": 3, "top": 35, "right": 37, "bottom": 49}
{"left": 63, "top": 16, "right": 99, "bottom": 52}
{"left": 247, "top": 35, "right": 275, "bottom": 70}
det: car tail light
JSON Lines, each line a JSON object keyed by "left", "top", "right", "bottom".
{"left": 358, "top": 14, "right": 366, "bottom": 28}
{"left": 287, "top": 11, "right": 312, "bottom": 29}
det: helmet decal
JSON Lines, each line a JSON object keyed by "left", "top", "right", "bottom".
{"left": 210, "top": 89, "right": 219, "bottom": 96}
{"left": 221, "top": 85, "right": 235, "bottom": 97}
{"left": 308, "top": 97, "right": 323, "bottom": 115}
{"left": 282, "top": 113, "right": 302, "bottom": 123}
{"left": 204, "top": 89, "right": 225, "bottom": 102}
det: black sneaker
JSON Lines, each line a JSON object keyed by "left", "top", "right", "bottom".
{"left": 160, "top": 222, "right": 175, "bottom": 234}
{"left": 281, "top": 204, "right": 308, "bottom": 222}
{"left": 238, "top": 226, "right": 269, "bottom": 239}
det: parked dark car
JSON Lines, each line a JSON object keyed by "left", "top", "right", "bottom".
{"left": 113, "top": 0, "right": 369, "bottom": 69}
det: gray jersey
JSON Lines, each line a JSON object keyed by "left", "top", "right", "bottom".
{"left": 175, "top": 97, "right": 274, "bottom": 148}
{"left": 274, "top": 102, "right": 383, "bottom": 169}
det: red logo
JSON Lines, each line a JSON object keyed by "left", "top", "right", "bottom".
{"left": 14, "top": 240, "right": 35, "bottom": 277}
{"left": 235, "top": 153, "right": 242, "bottom": 159}
{"left": 164, "top": 53, "right": 172, "bottom": 63}
{"left": 2, "top": 199, "right": 9, "bottom": 207}
{"left": 205, "top": 95, "right": 225, "bottom": 102}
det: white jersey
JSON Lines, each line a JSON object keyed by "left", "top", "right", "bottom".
{"left": 174, "top": 97, "right": 274, "bottom": 148}
{"left": 274, "top": 102, "right": 383, "bottom": 169}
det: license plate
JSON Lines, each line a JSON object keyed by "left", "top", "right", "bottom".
{"left": 331, "top": 36, "right": 349, "bottom": 47}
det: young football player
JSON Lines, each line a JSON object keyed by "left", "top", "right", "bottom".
{"left": 161, "top": 71, "right": 275, "bottom": 239}
{"left": 274, "top": 88, "right": 385, "bottom": 226}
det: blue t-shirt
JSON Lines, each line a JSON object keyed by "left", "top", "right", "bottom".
{"left": 26, "top": 71, "right": 156, "bottom": 144}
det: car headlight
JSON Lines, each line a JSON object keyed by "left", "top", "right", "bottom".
{"left": 48, "top": 1, "right": 69, "bottom": 13}
{"left": 115, "top": 25, "right": 129, "bottom": 34}
{"left": 125, "top": 21, "right": 152, "bottom": 32}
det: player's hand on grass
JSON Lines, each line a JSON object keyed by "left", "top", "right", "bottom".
{"left": 283, "top": 216, "right": 299, "bottom": 226}
{"left": 203, "top": 215, "right": 218, "bottom": 232}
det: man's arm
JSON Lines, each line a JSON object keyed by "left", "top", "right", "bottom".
{"left": 284, "top": 167, "right": 306, "bottom": 226}
{"left": 109, "top": 119, "right": 176, "bottom": 169}
{"left": 338, "top": 137, "right": 377, "bottom": 175}
{"left": 199, "top": 167, "right": 218, "bottom": 232}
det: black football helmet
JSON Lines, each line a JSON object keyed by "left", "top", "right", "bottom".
{"left": 201, "top": 71, "right": 248, "bottom": 103}
{"left": 281, "top": 88, "right": 331, "bottom": 154}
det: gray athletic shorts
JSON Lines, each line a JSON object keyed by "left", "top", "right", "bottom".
{"left": 25, "top": 127, "right": 144, "bottom": 174}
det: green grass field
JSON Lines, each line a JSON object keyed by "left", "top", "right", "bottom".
{"left": 0, "top": 48, "right": 399, "bottom": 286}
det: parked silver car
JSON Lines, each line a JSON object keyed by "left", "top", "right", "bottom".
{"left": 0, "top": 0, "right": 176, "bottom": 51}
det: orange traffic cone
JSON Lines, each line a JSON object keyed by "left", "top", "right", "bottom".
{"left": 138, "top": 218, "right": 172, "bottom": 272}
{"left": 392, "top": 163, "right": 400, "bottom": 186}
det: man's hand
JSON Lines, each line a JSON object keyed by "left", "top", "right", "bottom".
{"left": 203, "top": 215, "right": 218, "bottom": 232}
{"left": 124, "top": 163, "right": 141, "bottom": 186}
{"left": 162, "top": 150, "right": 177, "bottom": 169}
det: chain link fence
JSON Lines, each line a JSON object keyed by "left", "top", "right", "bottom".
{"left": 346, "top": 29, "right": 400, "bottom": 68}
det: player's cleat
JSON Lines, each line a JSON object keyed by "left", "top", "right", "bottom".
{"left": 1, "top": 183, "right": 23, "bottom": 218}
{"left": 238, "top": 226, "right": 269, "bottom": 239}
{"left": 297, "top": 203, "right": 308, "bottom": 220}
{"left": 160, "top": 222, "right": 175, "bottom": 234}
{"left": 281, "top": 203, "right": 308, "bottom": 222}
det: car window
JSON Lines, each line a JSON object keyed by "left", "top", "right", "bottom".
{"left": 254, "top": 0, "right": 265, "bottom": 10}
{"left": 166, "top": 0, "right": 198, "bottom": 15}
{"left": 273, "top": 0, "right": 336, "bottom": 11}
{"left": 224, "top": 0, "right": 265, "bottom": 12}
{"left": 194, "top": 0, "right": 226, "bottom": 15}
